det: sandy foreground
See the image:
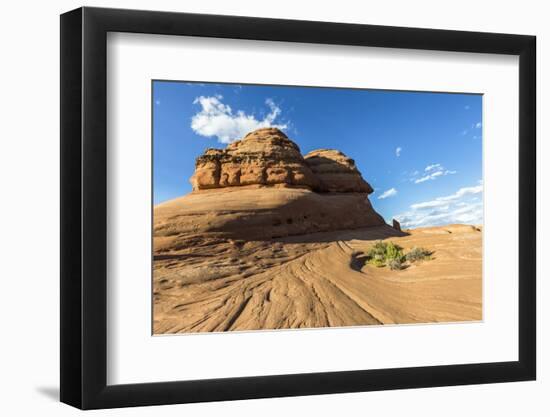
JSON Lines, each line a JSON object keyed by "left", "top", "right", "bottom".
{"left": 153, "top": 222, "right": 482, "bottom": 334}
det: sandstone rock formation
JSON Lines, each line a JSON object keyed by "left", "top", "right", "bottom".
{"left": 153, "top": 224, "right": 481, "bottom": 333}
{"left": 190, "top": 128, "right": 319, "bottom": 191}
{"left": 154, "top": 187, "right": 386, "bottom": 241}
{"left": 392, "top": 219, "right": 402, "bottom": 232}
{"left": 190, "top": 127, "right": 375, "bottom": 195}
{"left": 304, "top": 149, "right": 374, "bottom": 193}
{"left": 157, "top": 127, "right": 387, "bottom": 240}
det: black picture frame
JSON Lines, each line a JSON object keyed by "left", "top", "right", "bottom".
{"left": 60, "top": 6, "right": 536, "bottom": 410}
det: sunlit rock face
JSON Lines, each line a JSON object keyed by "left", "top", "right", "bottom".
{"left": 190, "top": 128, "right": 319, "bottom": 191}
{"left": 190, "top": 128, "right": 375, "bottom": 195}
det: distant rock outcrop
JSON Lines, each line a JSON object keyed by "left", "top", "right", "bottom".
{"left": 392, "top": 219, "right": 402, "bottom": 232}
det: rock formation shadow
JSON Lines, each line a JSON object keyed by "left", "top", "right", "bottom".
{"left": 304, "top": 151, "right": 373, "bottom": 193}
{"left": 349, "top": 252, "right": 371, "bottom": 272}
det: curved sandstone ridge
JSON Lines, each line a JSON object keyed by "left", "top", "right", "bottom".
{"left": 190, "top": 127, "right": 373, "bottom": 193}
{"left": 154, "top": 187, "right": 386, "bottom": 242}
{"left": 153, "top": 225, "right": 482, "bottom": 333}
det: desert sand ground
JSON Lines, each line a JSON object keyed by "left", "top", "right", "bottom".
{"left": 153, "top": 212, "right": 482, "bottom": 334}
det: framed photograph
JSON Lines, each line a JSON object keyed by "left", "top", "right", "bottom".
{"left": 60, "top": 6, "right": 536, "bottom": 409}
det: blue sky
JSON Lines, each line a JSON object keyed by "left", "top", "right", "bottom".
{"left": 153, "top": 81, "right": 483, "bottom": 228}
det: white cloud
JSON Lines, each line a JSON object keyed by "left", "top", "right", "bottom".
{"left": 395, "top": 147, "right": 402, "bottom": 157}
{"left": 190, "top": 95, "right": 288, "bottom": 143}
{"left": 410, "top": 200, "right": 449, "bottom": 210}
{"left": 394, "top": 183, "right": 483, "bottom": 228}
{"left": 378, "top": 188, "right": 397, "bottom": 200}
{"left": 425, "top": 163, "right": 441, "bottom": 172}
{"left": 475, "top": 121, "right": 482, "bottom": 128}
{"left": 437, "top": 185, "right": 483, "bottom": 201}
{"left": 413, "top": 163, "right": 457, "bottom": 184}
{"left": 415, "top": 171, "right": 443, "bottom": 183}
{"left": 413, "top": 176, "right": 428, "bottom": 184}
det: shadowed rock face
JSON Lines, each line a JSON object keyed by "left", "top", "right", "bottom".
{"left": 304, "top": 149, "right": 374, "bottom": 193}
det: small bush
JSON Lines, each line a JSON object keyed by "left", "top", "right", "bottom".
{"left": 405, "top": 247, "right": 432, "bottom": 263}
{"left": 388, "top": 258, "right": 405, "bottom": 270}
{"left": 364, "top": 241, "right": 433, "bottom": 270}
{"left": 371, "top": 253, "right": 386, "bottom": 267}
{"left": 385, "top": 241, "right": 404, "bottom": 262}
{"left": 366, "top": 241, "right": 404, "bottom": 267}
{"left": 366, "top": 242, "right": 386, "bottom": 267}
{"left": 367, "top": 241, "right": 387, "bottom": 258}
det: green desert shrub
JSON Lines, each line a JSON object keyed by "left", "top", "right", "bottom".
{"left": 371, "top": 253, "right": 386, "bottom": 267}
{"left": 388, "top": 258, "right": 405, "bottom": 270}
{"left": 384, "top": 241, "right": 404, "bottom": 262}
{"left": 365, "top": 241, "right": 432, "bottom": 270}
{"left": 367, "top": 241, "right": 387, "bottom": 258}
{"left": 366, "top": 241, "right": 404, "bottom": 267}
{"left": 405, "top": 247, "right": 432, "bottom": 262}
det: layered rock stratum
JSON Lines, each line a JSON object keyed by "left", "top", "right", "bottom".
{"left": 190, "top": 128, "right": 320, "bottom": 190}
{"left": 190, "top": 127, "right": 375, "bottom": 194}
{"left": 153, "top": 127, "right": 482, "bottom": 334}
